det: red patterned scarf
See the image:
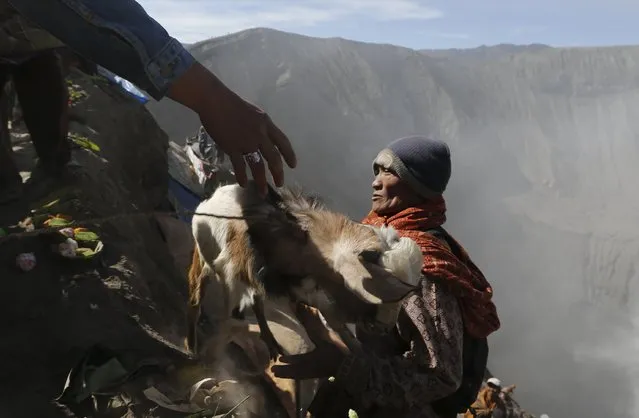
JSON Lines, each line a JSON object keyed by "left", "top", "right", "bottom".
{"left": 362, "top": 196, "right": 501, "bottom": 338}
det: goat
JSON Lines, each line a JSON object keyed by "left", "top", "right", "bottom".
{"left": 186, "top": 182, "right": 423, "bottom": 359}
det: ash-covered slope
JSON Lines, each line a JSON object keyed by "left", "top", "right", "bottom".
{"left": 147, "top": 28, "right": 639, "bottom": 418}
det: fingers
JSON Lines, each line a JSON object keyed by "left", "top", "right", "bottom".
{"left": 259, "top": 139, "right": 284, "bottom": 187}
{"left": 267, "top": 116, "right": 296, "bottom": 169}
{"left": 278, "top": 351, "right": 316, "bottom": 365}
{"left": 271, "top": 364, "right": 316, "bottom": 380}
{"left": 295, "top": 302, "right": 319, "bottom": 322}
{"left": 229, "top": 154, "right": 248, "bottom": 187}
{"left": 229, "top": 149, "right": 269, "bottom": 196}
{"left": 295, "top": 303, "right": 332, "bottom": 344}
{"left": 246, "top": 153, "right": 268, "bottom": 197}
{"left": 198, "top": 101, "right": 295, "bottom": 193}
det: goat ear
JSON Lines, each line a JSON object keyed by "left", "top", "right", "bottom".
{"left": 339, "top": 263, "right": 417, "bottom": 304}
{"left": 270, "top": 211, "right": 309, "bottom": 244}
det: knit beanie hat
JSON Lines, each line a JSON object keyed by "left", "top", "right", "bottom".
{"left": 373, "top": 135, "right": 451, "bottom": 197}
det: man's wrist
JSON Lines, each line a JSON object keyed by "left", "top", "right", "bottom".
{"left": 167, "top": 62, "right": 228, "bottom": 114}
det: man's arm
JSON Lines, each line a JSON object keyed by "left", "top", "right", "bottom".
{"left": 336, "top": 276, "right": 464, "bottom": 411}
{"left": 8, "top": 0, "right": 194, "bottom": 100}
{"left": 8, "top": 0, "right": 297, "bottom": 195}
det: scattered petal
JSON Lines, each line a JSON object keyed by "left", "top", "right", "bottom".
{"left": 59, "top": 238, "right": 79, "bottom": 258}
{"left": 19, "top": 217, "right": 35, "bottom": 231}
{"left": 16, "top": 253, "right": 36, "bottom": 271}
{"left": 59, "top": 227, "right": 75, "bottom": 238}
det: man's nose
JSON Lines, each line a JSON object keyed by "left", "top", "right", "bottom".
{"left": 372, "top": 175, "right": 382, "bottom": 189}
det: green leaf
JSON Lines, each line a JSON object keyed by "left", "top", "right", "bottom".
{"left": 348, "top": 409, "right": 359, "bottom": 418}
{"left": 75, "top": 247, "right": 96, "bottom": 258}
{"left": 74, "top": 230, "right": 99, "bottom": 241}
{"left": 0, "top": 228, "right": 6, "bottom": 237}
{"left": 75, "top": 241, "right": 104, "bottom": 259}
{"left": 45, "top": 217, "right": 74, "bottom": 227}
{"left": 70, "top": 135, "right": 100, "bottom": 152}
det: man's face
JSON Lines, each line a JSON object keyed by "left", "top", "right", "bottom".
{"left": 371, "top": 164, "right": 421, "bottom": 215}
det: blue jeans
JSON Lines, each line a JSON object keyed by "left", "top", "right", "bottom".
{"left": 8, "top": 0, "right": 195, "bottom": 99}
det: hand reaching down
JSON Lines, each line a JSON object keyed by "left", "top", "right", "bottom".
{"left": 168, "top": 62, "right": 297, "bottom": 196}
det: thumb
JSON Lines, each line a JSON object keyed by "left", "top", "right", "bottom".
{"left": 295, "top": 303, "right": 333, "bottom": 345}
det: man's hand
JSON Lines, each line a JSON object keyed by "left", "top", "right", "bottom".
{"left": 271, "top": 303, "right": 350, "bottom": 380}
{"left": 168, "top": 62, "right": 297, "bottom": 196}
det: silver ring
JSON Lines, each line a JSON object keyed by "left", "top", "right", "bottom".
{"left": 243, "top": 151, "right": 262, "bottom": 165}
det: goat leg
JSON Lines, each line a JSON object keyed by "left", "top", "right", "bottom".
{"left": 252, "top": 294, "right": 283, "bottom": 360}
{"left": 186, "top": 304, "right": 200, "bottom": 354}
{"left": 313, "top": 293, "right": 364, "bottom": 356}
{"left": 186, "top": 272, "right": 210, "bottom": 355}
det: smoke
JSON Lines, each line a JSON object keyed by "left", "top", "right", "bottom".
{"left": 196, "top": 332, "right": 276, "bottom": 416}
{"left": 439, "top": 135, "right": 638, "bottom": 418}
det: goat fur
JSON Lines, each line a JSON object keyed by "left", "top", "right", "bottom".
{"left": 187, "top": 182, "right": 423, "bottom": 358}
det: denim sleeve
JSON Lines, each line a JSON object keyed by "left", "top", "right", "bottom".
{"left": 8, "top": 0, "right": 196, "bottom": 100}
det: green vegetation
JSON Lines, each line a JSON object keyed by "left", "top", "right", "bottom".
{"left": 67, "top": 80, "right": 88, "bottom": 107}
{"left": 69, "top": 133, "right": 101, "bottom": 152}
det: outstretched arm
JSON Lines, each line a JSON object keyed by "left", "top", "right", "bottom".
{"left": 8, "top": 0, "right": 297, "bottom": 194}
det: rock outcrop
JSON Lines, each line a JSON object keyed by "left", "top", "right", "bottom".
{"left": 0, "top": 70, "right": 192, "bottom": 418}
